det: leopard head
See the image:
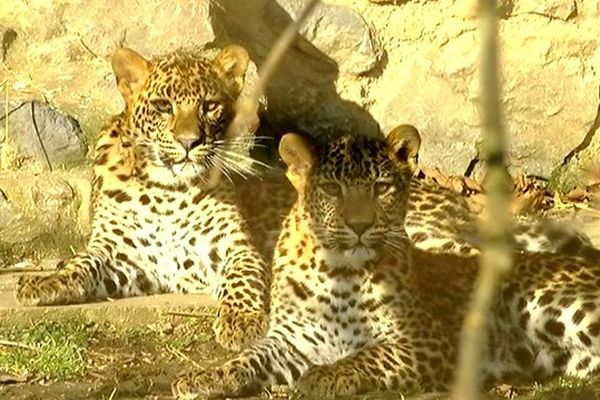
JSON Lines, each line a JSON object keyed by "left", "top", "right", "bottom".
{"left": 279, "top": 126, "right": 421, "bottom": 263}
{"left": 111, "top": 46, "right": 250, "bottom": 182}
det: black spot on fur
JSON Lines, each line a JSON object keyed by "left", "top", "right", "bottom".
{"left": 286, "top": 276, "right": 314, "bottom": 300}
{"left": 545, "top": 320, "right": 565, "bottom": 337}
{"left": 104, "top": 278, "right": 117, "bottom": 295}
{"left": 104, "top": 189, "right": 132, "bottom": 203}
{"left": 572, "top": 309, "right": 586, "bottom": 325}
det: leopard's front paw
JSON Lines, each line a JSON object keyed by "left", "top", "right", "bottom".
{"left": 295, "top": 364, "right": 362, "bottom": 399}
{"left": 16, "top": 273, "right": 86, "bottom": 306}
{"left": 171, "top": 367, "right": 248, "bottom": 400}
{"left": 214, "top": 309, "right": 268, "bottom": 351}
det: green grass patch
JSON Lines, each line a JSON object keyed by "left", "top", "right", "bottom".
{"left": 518, "top": 376, "right": 597, "bottom": 400}
{"left": 0, "top": 319, "right": 95, "bottom": 379}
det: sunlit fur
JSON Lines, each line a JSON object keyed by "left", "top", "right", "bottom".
{"left": 302, "top": 136, "right": 411, "bottom": 266}
{"left": 16, "top": 46, "right": 273, "bottom": 353}
{"left": 123, "top": 51, "right": 264, "bottom": 186}
{"left": 173, "top": 133, "right": 600, "bottom": 400}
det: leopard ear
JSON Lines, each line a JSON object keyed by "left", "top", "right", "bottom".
{"left": 279, "top": 133, "right": 316, "bottom": 191}
{"left": 214, "top": 45, "right": 250, "bottom": 97}
{"left": 111, "top": 48, "right": 151, "bottom": 108}
{"left": 385, "top": 124, "right": 422, "bottom": 174}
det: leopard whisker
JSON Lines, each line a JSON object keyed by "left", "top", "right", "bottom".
{"left": 200, "top": 153, "right": 229, "bottom": 184}
{"left": 216, "top": 148, "right": 272, "bottom": 171}
{"left": 211, "top": 151, "right": 253, "bottom": 180}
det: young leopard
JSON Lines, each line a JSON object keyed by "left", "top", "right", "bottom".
{"left": 16, "top": 46, "right": 270, "bottom": 351}
{"left": 247, "top": 125, "right": 599, "bottom": 262}
{"left": 387, "top": 125, "right": 598, "bottom": 260}
{"left": 172, "top": 131, "right": 600, "bottom": 399}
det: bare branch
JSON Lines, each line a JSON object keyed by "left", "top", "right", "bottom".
{"left": 205, "top": 0, "right": 321, "bottom": 189}
{"left": 452, "top": 0, "right": 513, "bottom": 399}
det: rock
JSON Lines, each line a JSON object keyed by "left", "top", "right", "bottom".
{"left": 1, "top": 1, "right": 216, "bottom": 136}
{"left": 0, "top": 169, "right": 91, "bottom": 264}
{"left": 1, "top": 0, "right": 600, "bottom": 190}
{"left": 376, "top": 56, "right": 480, "bottom": 176}
{"left": 577, "top": 0, "right": 600, "bottom": 18}
{"left": 211, "top": 0, "right": 382, "bottom": 147}
{"left": 513, "top": 0, "right": 577, "bottom": 20}
{"left": 0, "top": 25, "right": 16, "bottom": 61}
{"left": 1, "top": 101, "right": 88, "bottom": 170}
{"left": 270, "top": 0, "right": 382, "bottom": 75}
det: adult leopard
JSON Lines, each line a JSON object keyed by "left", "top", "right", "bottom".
{"left": 16, "top": 46, "right": 270, "bottom": 351}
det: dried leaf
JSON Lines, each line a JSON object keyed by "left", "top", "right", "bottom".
{"left": 490, "top": 383, "right": 518, "bottom": 399}
{"left": 566, "top": 187, "right": 590, "bottom": 202}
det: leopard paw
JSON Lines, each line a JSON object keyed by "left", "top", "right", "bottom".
{"left": 295, "top": 364, "right": 362, "bottom": 399}
{"left": 171, "top": 367, "right": 248, "bottom": 399}
{"left": 213, "top": 309, "right": 268, "bottom": 351}
{"left": 16, "top": 273, "right": 86, "bottom": 306}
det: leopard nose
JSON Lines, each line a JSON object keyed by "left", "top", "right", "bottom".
{"left": 346, "top": 221, "right": 373, "bottom": 237}
{"left": 177, "top": 137, "right": 202, "bottom": 152}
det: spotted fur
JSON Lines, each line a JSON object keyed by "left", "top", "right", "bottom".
{"left": 16, "top": 46, "right": 271, "bottom": 351}
{"left": 173, "top": 132, "right": 600, "bottom": 399}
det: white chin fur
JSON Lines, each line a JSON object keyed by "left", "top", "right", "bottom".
{"left": 171, "top": 162, "right": 206, "bottom": 177}
{"left": 146, "top": 162, "right": 207, "bottom": 184}
{"left": 322, "top": 246, "right": 378, "bottom": 269}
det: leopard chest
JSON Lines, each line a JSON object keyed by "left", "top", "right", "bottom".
{"left": 94, "top": 183, "right": 231, "bottom": 293}
{"left": 271, "top": 268, "right": 394, "bottom": 365}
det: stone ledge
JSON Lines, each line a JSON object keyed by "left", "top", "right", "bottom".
{"left": 0, "top": 272, "right": 217, "bottom": 327}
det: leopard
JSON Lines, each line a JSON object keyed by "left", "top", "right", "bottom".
{"left": 238, "top": 124, "right": 599, "bottom": 264}
{"left": 172, "top": 130, "right": 600, "bottom": 399}
{"left": 387, "top": 124, "right": 599, "bottom": 261}
{"left": 15, "top": 45, "right": 274, "bottom": 351}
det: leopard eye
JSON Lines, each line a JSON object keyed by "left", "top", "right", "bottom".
{"left": 150, "top": 99, "right": 173, "bottom": 114}
{"left": 203, "top": 100, "right": 221, "bottom": 114}
{"left": 374, "top": 181, "right": 392, "bottom": 196}
{"left": 319, "top": 182, "right": 343, "bottom": 197}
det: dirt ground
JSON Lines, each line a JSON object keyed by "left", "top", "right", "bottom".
{"left": 3, "top": 230, "right": 600, "bottom": 400}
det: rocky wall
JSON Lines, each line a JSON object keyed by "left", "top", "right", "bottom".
{"left": 1, "top": 0, "right": 600, "bottom": 262}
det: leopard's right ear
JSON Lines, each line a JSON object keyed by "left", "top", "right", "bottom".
{"left": 279, "top": 133, "right": 316, "bottom": 191}
{"left": 111, "top": 48, "right": 151, "bottom": 108}
{"left": 385, "top": 124, "right": 422, "bottom": 175}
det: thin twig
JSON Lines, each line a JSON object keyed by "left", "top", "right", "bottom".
{"left": 452, "top": 1, "right": 513, "bottom": 399}
{"left": 0, "top": 102, "right": 27, "bottom": 122}
{"left": 162, "top": 311, "right": 215, "bottom": 318}
{"left": 107, "top": 387, "right": 117, "bottom": 400}
{"left": 0, "top": 267, "right": 45, "bottom": 274}
{"left": 3, "top": 80, "right": 8, "bottom": 141}
{"left": 165, "top": 345, "right": 201, "bottom": 369}
{"left": 31, "top": 101, "right": 53, "bottom": 171}
{"left": 205, "top": 0, "right": 321, "bottom": 189}
{"left": 0, "top": 339, "right": 38, "bottom": 351}
{"left": 561, "top": 84, "right": 600, "bottom": 166}
{"left": 75, "top": 32, "right": 99, "bottom": 59}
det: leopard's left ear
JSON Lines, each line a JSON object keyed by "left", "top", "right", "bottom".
{"left": 214, "top": 45, "right": 250, "bottom": 96}
{"left": 385, "top": 124, "right": 422, "bottom": 174}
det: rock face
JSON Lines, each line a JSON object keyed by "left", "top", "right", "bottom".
{"left": 1, "top": 0, "right": 600, "bottom": 261}
{"left": 3, "top": 0, "right": 599, "bottom": 180}
{"left": 276, "top": 0, "right": 382, "bottom": 75}
{"left": 0, "top": 25, "right": 17, "bottom": 61}
{"left": 0, "top": 169, "right": 92, "bottom": 265}
{"left": 1, "top": 101, "right": 88, "bottom": 170}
